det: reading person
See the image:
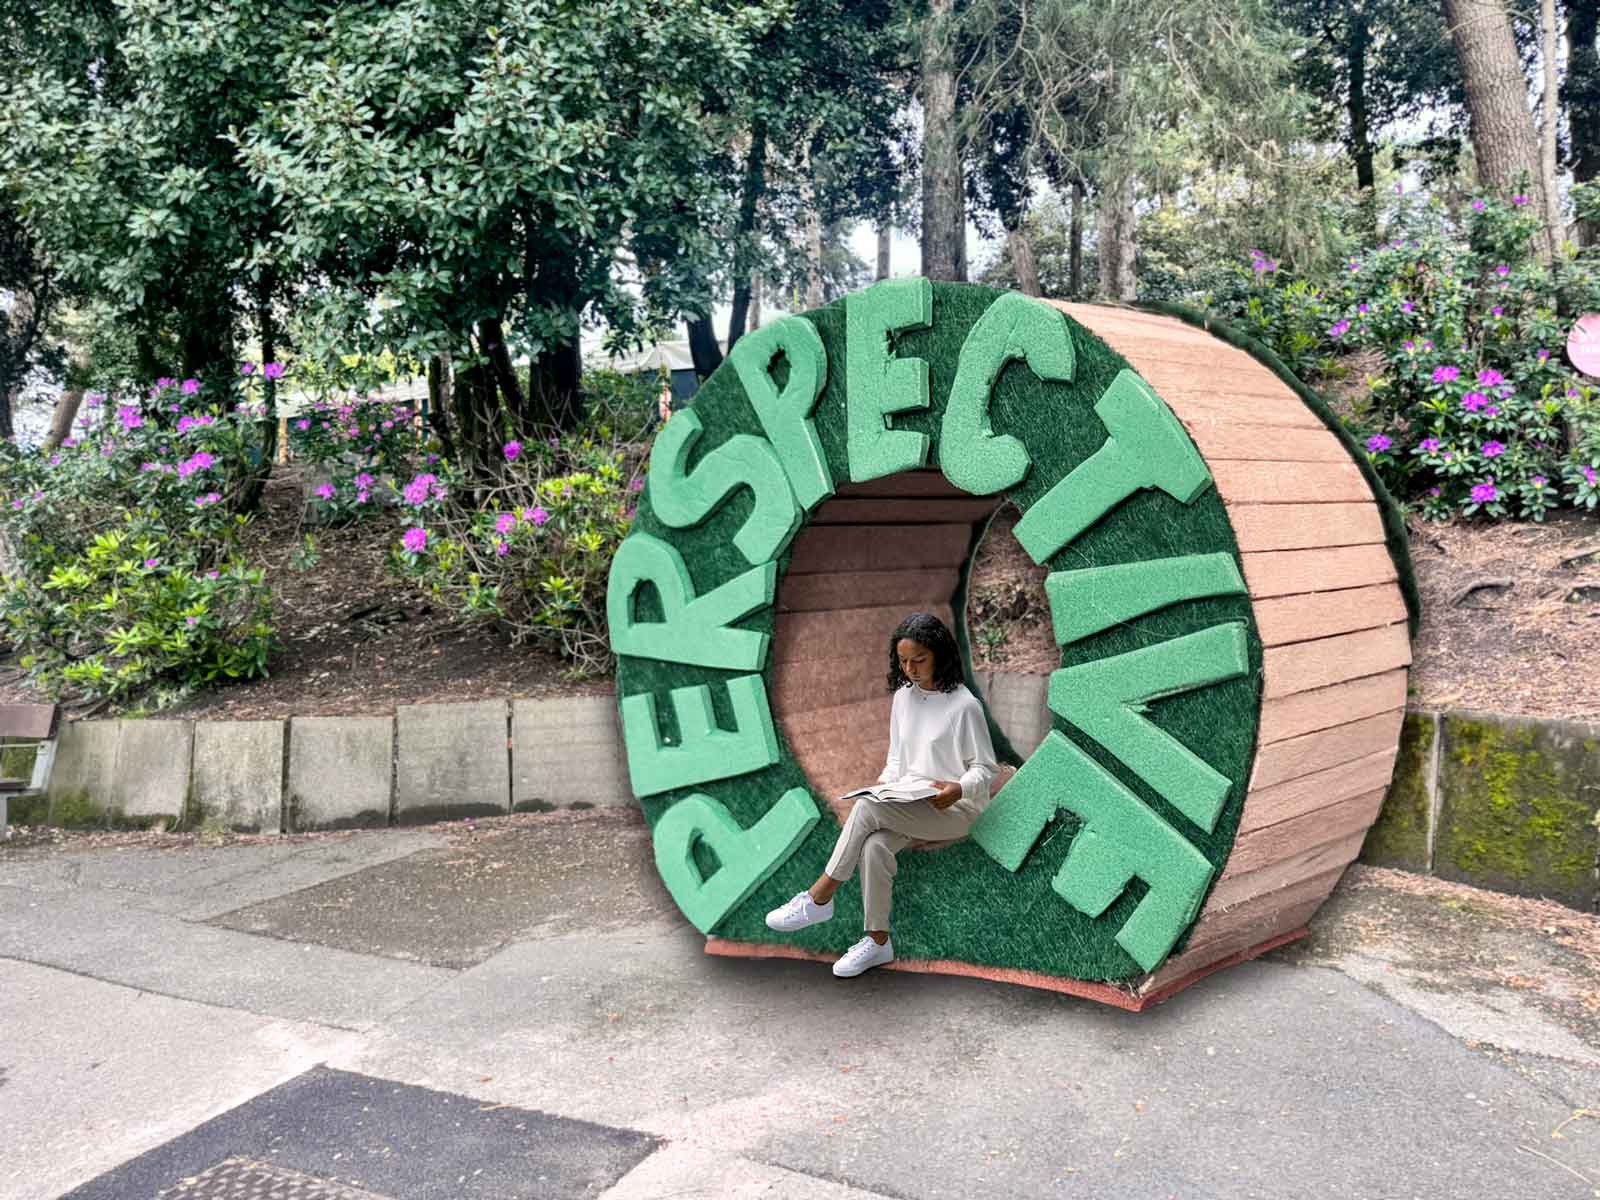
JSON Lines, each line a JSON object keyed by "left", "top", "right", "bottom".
{"left": 765, "top": 611, "right": 999, "bottom": 977}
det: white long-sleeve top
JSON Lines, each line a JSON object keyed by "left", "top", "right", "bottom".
{"left": 876, "top": 681, "right": 1000, "bottom": 815}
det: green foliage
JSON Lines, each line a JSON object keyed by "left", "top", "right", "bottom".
{"left": 1206, "top": 189, "right": 1600, "bottom": 521}
{"left": 390, "top": 429, "right": 641, "bottom": 676}
{"left": 0, "top": 377, "right": 277, "bottom": 701}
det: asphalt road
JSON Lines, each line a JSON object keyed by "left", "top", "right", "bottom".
{"left": 1, "top": 809, "right": 1595, "bottom": 1199}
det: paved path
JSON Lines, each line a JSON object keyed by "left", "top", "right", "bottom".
{"left": 1, "top": 809, "right": 1596, "bottom": 1199}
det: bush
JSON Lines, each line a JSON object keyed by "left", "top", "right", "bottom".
{"left": 1206, "top": 189, "right": 1600, "bottom": 521}
{"left": 0, "top": 376, "right": 277, "bottom": 702}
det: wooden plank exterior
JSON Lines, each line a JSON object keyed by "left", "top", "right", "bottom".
{"left": 1249, "top": 710, "right": 1406, "bottom": 789}
{"left": 1261, "top": 622, "right": 1412, "bottom": 699}
{"left": 1241, "top": 543, "right": 1398, "bottom": 598}
{"left": 1252, "top": 585, "right": 1408, "bottom": 647}
{"left": 1210, "top": 460, "right": 1373, "bottom": 504}
{"left": 1226, "top": 503, "right": 1386, "bottom": 553}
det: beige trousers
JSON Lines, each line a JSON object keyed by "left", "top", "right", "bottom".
{"left": 823, "top": 797, "right": 978, "bottom": 931}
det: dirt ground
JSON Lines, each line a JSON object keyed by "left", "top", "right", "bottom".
{"left": 1, "top": 464, "right": 1597, "bottom": 723}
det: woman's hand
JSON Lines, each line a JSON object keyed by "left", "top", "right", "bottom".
{"left": 930, "top": 780, "right": 963, "bottom": 809}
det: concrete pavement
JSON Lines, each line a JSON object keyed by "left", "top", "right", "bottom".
{"left": 1, "top": 809, "right": 1596, "bottom": 1199}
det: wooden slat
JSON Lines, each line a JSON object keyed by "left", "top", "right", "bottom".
{"left": 1209, "top": 828, "right": 1369, "bottom": 912}
{"left": 1182, "top": 422, "right": 1352, "bottom": 462}
{"left": 779, "top": 696, "right": 893, "bottom": 740}
{"left": 1237, "top": 748, "right": 1399, "bottom": 834}
{"left": 772, "top": 604, "right": 956, "bottom": 663}
{"left": 1138, "top": 884, "right": 1333, "bottom": 995}
{"left": 1249, "top": 710, "right": 1406, "bottom": 789}
{"left": 770, "top": 654, "right": 896, "bottom": 714}
{"left": 806, "top": 497, "right": 1001, "bottom": 525}
{"left": 777, "top": 567, "right": 962, "bottom": 613}
{"left": 1211, "top": 460, "right": 1372, "bottom": 504}
{"left": 1262, "top": 623, "right": 1411, "bottom": 699}
{"left": 1223, "top": 787, "right": 1386, "bottom": 880}
{"left": 1242, "top": 543, "right": 1398, "bottom": 599}
{"left": 1137, "top": 375, "right": 1326, "bottom": 429}
{"left": 0, "top": 704, "right": 58, "bottom": 740}
{"left": 1253, "top": 585, "right": 1408, "bottom": 647}
{"left": 1258, "top": 669, "right": 1410, "bottom": 744}
{"left": 1174, "top": 864, "right": 1347, "bottom": 961}
{"left": 1227, "top": 503, "right": 1387, "bottom": 553}
{"left": 1051, "top": 302, "right": 1214, "bottom": 339}
{"left": 1082, "top": 338, "right": 1306, "bottom": 400}
{"left": 786, "top": 523, "right": 971, "bottom": 574}
{"left": 833, "top": 470, "right": 971, "bottom": 499}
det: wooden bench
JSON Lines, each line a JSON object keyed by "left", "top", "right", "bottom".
{"left": 0, "top": 703, "right": 61, "bottom": 838}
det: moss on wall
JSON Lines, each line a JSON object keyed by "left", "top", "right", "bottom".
{"left": 1434, "top": 713, "right": 1600, "bottom": 910}
{"left": 1361, "top": 712, "right": 1436, "bottom": 872}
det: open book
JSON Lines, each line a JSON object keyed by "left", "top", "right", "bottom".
{"left": 836, "top": 782, "right": 941, "bottom": 804}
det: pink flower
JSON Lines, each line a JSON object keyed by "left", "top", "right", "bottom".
{"left": 1471, "top": 200, "right": 1487, "bottom": 212}
{"left": 1481, "top": 441, "right": 1505, "bottom": 458}
{"left": 296, "top": 419, "right": 310, "bottom": 431}
{"left": 495, "top": 512, "right": 516, "bottom": 534}
{"left": 1494, "top": 264, "right": 1510, "bottom": 277}
{"left": 239, "top": 362, "right": 257, "bottom": 376}
{"left": 1432, "top": 365, "right": 1460, "bottom": 384}
{"left": 1584, "top": 466, "right": 1598, "bottom": 486}
{"left": 119, "top": 406, "right": 143, "bottom": 432}
{"left": 181, "top": 378, "right": 200, "bottom": 395}
{"left": 315, "top": 482, "right": 336, "bottom": 500}
{"left": 1512, "top": 194, "right": 1529, "bottom": 206}
{"left": 530, "top": 506, "right": 549, "bottom": 527}
{"left": 144, "top": 558, "right": 159, "bottom": 569}
{"left": 263, "top": 362, "right": 285, "bottom": 380}
{"left": 503, "top": 440, "right": 522, "bottom": 462}
{"left": 402, "top": 527, "right": 428, "bottom": 554}
{"left": 1477, "top": 368, "right": 1504, "bottom": 386}
{"left": 494, "top": 539, "right": 509, "bottom": 557}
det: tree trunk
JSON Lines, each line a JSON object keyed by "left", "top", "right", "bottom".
{"left": 426, "top": 353, "right": 457, "bottom": 462}
{"left": 876, "top": 224, "right": 892, "bottom": 280}
{"left": 749, "top": 273, "right": 763, "bottom": 331}
{"left": 921, "top": 0, "right": 965, "bottom": 281}
{"left": 1442, "top": 0, "right": 1555, "bottom": 257}
{"left": 1007, "top": 225, "right": 1041, "bottom": 296}
{"left": 1098, "top": 175, "right": 1137, "bottom": 301}
{"left": 1567, "top": 0, "right": 1600, "bottom": 245}
{"left": 686, "top": 316, "right": 723, "bottom": 379}
{"left": 1347, "top": 11, "right": 1376, "bottom": 230}
{"left": 479, "top": 317, "right": 529, "bottom": 438}
{"left": 0, "top": 387, "right": 14, "bottom": 442}
{"left": 43, "top": 389, "right": 81, "bottom": 452}
{"left": 237, "top": 284, "right": 278, "bottom": 514}
{"left": 454, "top": 356, "right": 501, "bottom": 479}
{"left": 527, "top": 338, "right": 584, "bottom": 432}
{"left": 804, "top": 170, "right": 825, "bottom": 308}
{"left": 1070, "top": 181, "right": 1084, "bottom": 298}
{"left": 1541, "top": 0, "right": 1564, "bottom": 247}
{"left": 726, "top": 122, "right": 768, "bottom": 351}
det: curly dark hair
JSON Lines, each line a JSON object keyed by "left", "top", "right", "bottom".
{"left": 885, "top": 611, "right": 963, "bottom": 693}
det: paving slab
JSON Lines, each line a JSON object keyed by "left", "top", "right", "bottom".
{"left": 44, "top": 719, "right": 122, "bottom": 825}
{"left": 512, "top": 695, "right": 632, "bottom": 810}
{"left": 288, "top": 716, "right": 393, "bottom": 830}
{"left": 981, "top": 670, "right": 1050, "bottom": 756}
{"left": 395, "top": 700, "right": 509, "bottom": 824}
{"left": 113, "top": 720, "right": 193, "bottom": 826}
{"left": 192, "top": 720, "right": 284, "bottom": 833}
{"left": 0, "top": 959, "right": 352, "bottom": 1200}
{"left": 0, "top": 884, "right": 454, "bottom": 1029}
{"left": 209, "top": 810, "right": 667, "bottom": 968}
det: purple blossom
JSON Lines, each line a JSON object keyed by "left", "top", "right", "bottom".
{"left": 1328, "top": 319, "right": 1351, "bottom": 338}
{"left": 1472, "top": 200, "right": 1487, "bottom": 212}
{"left": 1512, "top": 194, "right": 1529, "bottom": 206}
{"left": 354, "top": 472, "right": 374, "bottom": 489}
{"left": 1401, "top": 301, "right": 1415, "bottom": 313}
{"left": 144, "top": 558, "right": 159, "bottom": 569}
{"left": 9, "top": 499, "right": 20, "bottom": 511}
{"left": 181, "top": 379, "right": 200, "bottom": 395}
{"left": 1471, "top": 481, "right": 1498, "bottom": 504}
{"left": 1531, "top": 476, "right": 1547, "bottom": 487}
{"left": 1481, "top": 441, "right": 1505, "bottom": 458}
{"left": 1537, "top": 349, "right": 1551, "bottom": 362}
{"left": 1484, "top": 406, "right": 1500, "bottom": 417}
{"left": 1477, "top": 368, "right": 1505, "bottom": 386}
{"left": 1357, "top": 303, "right": 1370, "bottom": 314}
{"left": 503, "top": 440, "right": 522, "bottom": 462}
{"left": 84, "top": 393, "right": 104, "bottom": 409}
{"left": 206, "top": 570, "right": 220, "bottom": 580}
{"left": 402, "top": 526, "right": 428, "bottom": 554}
{"left": 1584, "top": 466, "right": 1599, "bottom": 486}
{"left": 1494, "top": 264, "right": 1510, "bottom": 277}
{"left": 194, "top": 492, "right": 222, "bottom": 508}
{"left": 1432, "top": 365, "right": 1460, "bottom": 384}
{"left": 186, "top": 616, "right": 198, "bottom": 626}
{"left": 1418, "top": 437, "right": 1442, "bottom": 452}
{"left": 296, "top": 419, "right": 310, "bottom": 431}
{"left": 1366, "top": 434, "right": 1392, "bottom": 453}
{"left": 315, "top": 482, "right": 336, "bottom": 500}
{"left": 263, "top": 362, "right": 285, "bottom": 380}
{"left": 155, "top": 377, "right": 176, "bottom": 390}
{"left": 1491, "top": 306, "right": 1504, "bottom": 317}
{"left": 403, "top": 473, "right": 438, "bottom": 506}
{"left": 48, "top": 454, "right": 61, "bottom": 465}
{"left": 239, "top": 362, "right": 256, "bottom": 376}
{"left": 546, "top": 437, "right": 559, "bottom": 449}
{"left": 1429, "top": 486, "right": 1442, "bottom": 497}
{"left": 494, "top": 540, "right": 510, "bottom": 557}
{"left": 118, "top": 406, "right": 143, "bottom": 432}
{"left": 176, "top": 451, "right": 215, "bottom": 478}
{"left": 61, "top": 437, "right": 78, "bottom": 448}
{"left": 629, "top": 476, "right": 644, "bottom": 492}
{"left": 529, "top": 506, "right": 549, "bottom": 527}
{"left": 495, "top": 512, "right": 516, "bottom": 534}
{"left": 1461, "top": 391, "right": 1488, "bottom": 412}
{"left": 1403, "top": 340, "right": 1416, "bottom": 352}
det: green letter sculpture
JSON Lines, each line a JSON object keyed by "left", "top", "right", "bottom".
{"left": 846, "top": 277, "right": 934, "bottom": 481}
{"left": 620, "top": 675, "right": 781, "bottom": 797}
{"left": 729, "top": 315, "right": 835, "bottom": 512}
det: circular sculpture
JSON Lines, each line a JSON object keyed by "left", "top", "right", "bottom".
{"left": 607, "top": 281, "right": 1416, "bottom": 1006}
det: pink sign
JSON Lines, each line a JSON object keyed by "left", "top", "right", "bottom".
{"left": 1569, "top": 313, "right": 1600, "bottom": 377}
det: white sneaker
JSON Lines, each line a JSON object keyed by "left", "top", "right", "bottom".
{"left": 765, "top": 891, "right": 834, "bottom": 932}
{"left": 832, "top": 935, "right": 894, "bottom": 978}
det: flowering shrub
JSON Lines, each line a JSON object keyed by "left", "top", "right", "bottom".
{"left": 0, "top": 375, "right": 277, "bottom": 702}
{"left": 390, "top": 431, "right": 642, "bottom": 675}
{"left": 1211, "top": 191, "right": 1600, "bottom": 521}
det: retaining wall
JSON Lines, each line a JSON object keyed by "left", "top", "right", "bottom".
{"left": 15, "top": 672, "right": 1599, "bottom": 912}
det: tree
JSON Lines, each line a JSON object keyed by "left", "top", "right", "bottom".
{"left": 1565, "top": 0, "right": 1600, "bottom": 244}
{"left": 1440, "top": 0, "right": 1556, "bottom": 256}
{"left": 0, "top": 202, "right": 60, "bottom": 441}
{"left": 922, "top": 0, "right": 966, "bottom": 281}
